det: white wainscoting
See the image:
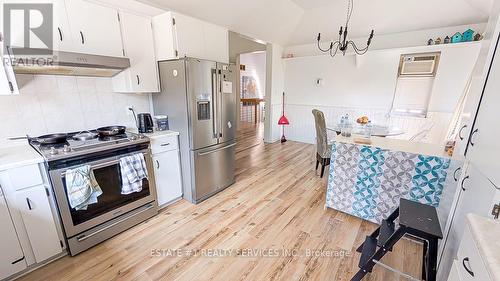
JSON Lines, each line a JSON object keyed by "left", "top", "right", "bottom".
{"left": 285, "top": 104, "right": 452, "bottom": 145}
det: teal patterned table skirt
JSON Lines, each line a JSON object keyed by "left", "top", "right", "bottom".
{"left": 326, "top": 142, "right": 457, "bottom": 224}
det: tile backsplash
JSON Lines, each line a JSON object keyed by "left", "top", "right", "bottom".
{"left": 0, "top": 75, "right": 151, "bottom": 140}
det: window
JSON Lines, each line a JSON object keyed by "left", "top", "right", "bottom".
{"left": 391, "top": 76, "right": 434, "bottom": 117}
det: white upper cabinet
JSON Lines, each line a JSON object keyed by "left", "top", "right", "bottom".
{"left": 153, "top": 12, "right": 229, "bottom": 63}
{"left": 112, "top": 12, "right": 159, "bottom": 93}
{"left": 0, "top": 192, "right": 26, "bottom": 279}
{"left": 174, "top": 13, "right": 207, "bottom": 60}
{"left": 203, "top": 21, "right": 229, "bottom": 64}
{"left": 0, "top": 34, "right": 19, "bottom": 95}
{"left": 64, "top": 0, "right": 123, "bottom": 57}
{"left": 51, "top": 0, "right": 74, "bottom": 52}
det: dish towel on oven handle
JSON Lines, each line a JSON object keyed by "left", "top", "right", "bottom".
{"left": 119, "top": 153, "right": 148, "bottom": 195}
{"left": 65, "top": 165, "right": 103, "bottom": 211}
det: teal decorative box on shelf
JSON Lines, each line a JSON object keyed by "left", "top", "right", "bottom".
{"left": 462, "top": 29, "right": 474, "bottom": 42}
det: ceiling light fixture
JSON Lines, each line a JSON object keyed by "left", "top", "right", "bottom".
{"left": 316, "top": 0, "right": 374, "bottom": 58}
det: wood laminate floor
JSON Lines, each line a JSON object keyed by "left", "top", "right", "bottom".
{"left": 18, "top": 124, "right": 422, "bottom": 281}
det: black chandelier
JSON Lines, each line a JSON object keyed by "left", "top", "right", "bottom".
{"left": 317, "top": 0, "right": 374, "bottom": 57}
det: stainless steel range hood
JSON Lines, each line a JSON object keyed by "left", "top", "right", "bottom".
{"left": 8, "top": 48, "right": 130, "bottom": 77}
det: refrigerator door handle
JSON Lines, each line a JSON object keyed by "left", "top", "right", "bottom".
{"left": 217, "top": 68, "right": 223, "bottom": 138}
{"left": 211, "top": 69, "right": 218, "bottom": 139}
{"left": 198, "top": 143, "right": 236, "bottom": 156}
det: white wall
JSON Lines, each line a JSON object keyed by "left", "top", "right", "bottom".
{"left": 264, "top": 43, "right": 285, "bottom": 143}
{"left": 285, "top": 23, "right": 486, "bottom": 57}
{"left": 0, "top": 75, "right": 150, "bottom": 141}
{"left": 240, "top": 52, "right": 267, "bottom": 99}
{"left": 283, "top": 42, "right": 481, "bottom": 145}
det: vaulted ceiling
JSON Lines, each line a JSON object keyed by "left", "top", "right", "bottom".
{"left": 139, "top": 0, "right": 492, "bottom": 46}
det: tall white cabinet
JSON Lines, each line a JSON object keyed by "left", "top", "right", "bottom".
{"left": 438, "top": 11, "right": 500, "bottom": 281}
{"left": 112, "top": 12, "right": 159, "bottom": 93}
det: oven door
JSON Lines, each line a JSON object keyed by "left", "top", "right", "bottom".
{"left": 49, "top": 149, "right": 157, "bottom": 238}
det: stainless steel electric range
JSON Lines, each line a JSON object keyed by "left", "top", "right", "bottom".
{"left": 30, "top": 130, "right": 158, "bottom": 256}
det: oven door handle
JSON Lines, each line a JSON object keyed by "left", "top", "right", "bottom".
{"left": 60, "top": 151, "right": 149, "bottom": 176}
{"left": 76, "top": 203, "right": 154, "bottom": 242}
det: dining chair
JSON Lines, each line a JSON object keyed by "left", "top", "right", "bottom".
{"left": 312, "top": 109, "right": 331, "bottom": 178}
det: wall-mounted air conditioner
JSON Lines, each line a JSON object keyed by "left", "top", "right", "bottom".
{"left": 398, "top": 52, "right": 441, "bottom": 77}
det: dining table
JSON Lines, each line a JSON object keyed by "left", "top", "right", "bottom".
{"left": 326, "top": 124, "right": 405, "bottom": 137}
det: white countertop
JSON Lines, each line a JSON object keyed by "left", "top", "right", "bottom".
{"left": 333, "top": 135, "right": 449, "bottom": 158}
{"left": 467, "top": 213, "right": 500, "bottom": 281}
{"left": 0, "top": 141, "right": 43, "bottom": 171}
{"left": 142, "top": 130, "right": 179, "bottom": 139}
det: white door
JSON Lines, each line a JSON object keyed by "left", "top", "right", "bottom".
{"left": 112, "top": 12, "right": 159, "bottom": 93}
{"left": 0, "top": 192, "right": 26, "bottom": 279}
{"left": 65, "top": 0, "right": 122, "bottom": 57}
{"left": 173, "top": 13, "right": 205, "bottom": 60}
{"left": 153, "top": 150, "right": 183, "bottom": 207}
{"left": 15, "top": 185, "right": 61, "bottom": 263}
{"left": 467, "top": 33, "right": 500, "bottom": 187}
{"left": 437, "top": 163, "right": 498, "bottom": 280}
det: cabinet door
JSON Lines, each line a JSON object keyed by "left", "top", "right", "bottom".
{"left": 467, "top": 33, "right": 500, "bottom": 187}
{"left": 173, "top": 13, "right": 206, "bottom": 60}
{"left": 112, "top": 12, "right": 159, "bottom": 93}
{"left": 437, "top": 163, "right": 497, "bottom": 280}
{"left": 153, "top": 150, "right": 183, "bottom": 207}
{"left": 65, "top": 0, "right": 122, "bottom": 57}
{"left": 0, "top": 36, "right": 19, "bottom": 95}
{"left": 51, "top": 0, "right": 74, "bottom": 52}
{"left": 0, "top": 193, "right": 26, "bottom": 279}
{"left": 16, "top": 185, "right": 61, "bottom": 263}
{"left": 203, "top": 23, "right": 229, "bottom": 63}
{"left": 447, "top": 260, "right": 462, "bottom": 281}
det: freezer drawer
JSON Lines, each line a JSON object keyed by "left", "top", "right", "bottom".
{"left": 191, "top": 142, "right": 236, "bottom": 203}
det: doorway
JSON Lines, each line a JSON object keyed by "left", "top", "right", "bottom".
{"left": 228, "top": 31, "right": 267, "bottom": 152}
{"left": 237, "top": 52, "right": 266, "bottom": 151}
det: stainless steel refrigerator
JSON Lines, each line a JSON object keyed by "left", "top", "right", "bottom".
{"left": 153, "top": 58, "right": 236, "bottom": 204}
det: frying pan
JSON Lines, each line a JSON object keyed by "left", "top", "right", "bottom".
{"left": 96, "top": 126, "right": 126, "bottom": 136}
{"left": 10, "top": 133, "right": 68, "bottom": 144}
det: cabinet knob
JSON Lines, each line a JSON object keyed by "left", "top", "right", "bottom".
{"left": 469, "top": 128, "right": 479, "bottom": 146}
{"left": 156, "top": 160, "right": 160, "bottom": 169}
{"left": 461, "top": 175, "right": 470, "bottom": 191}
{"left": 459, "top": 125, "right": 467, "bottom": 141}
{"left": 453, "top": 167, "right": 461, "bottom": 182}
{"left": 79, "top": 31, "right": 85, "bottom": 44}
{"left": 462, "top": 257, "right": 474, "bottom": 277}
{"left": 57, "top": 27, "right": 63, "bottom": 41}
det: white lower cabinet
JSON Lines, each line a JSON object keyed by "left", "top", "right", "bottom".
{"left": 0, "top": 192, "right": 26, "bottom": 279}
{"left": 0, "top": 163, "right": 64, "bottom": 280}
{"left": 150, "top": 134, "right": 183, "bottom": 207}
{"left": 450, "top": 225, "right": 491, "bottom": 281}
{"left": 15, "top": 185, "right": 62, "bottom": 263}
{"left": 153, "top": 150, "right": 183, "bottom": 206}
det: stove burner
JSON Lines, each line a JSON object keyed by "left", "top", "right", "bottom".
{"left": 29, "top": 128, "right": 148, "bottom": 161}
{"left": 72, "top": 131, "right": 98, "bottom": 141}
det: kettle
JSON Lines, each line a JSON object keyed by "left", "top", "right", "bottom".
{"left": 137, "top": 113, "right": 154, "bottom": 133}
